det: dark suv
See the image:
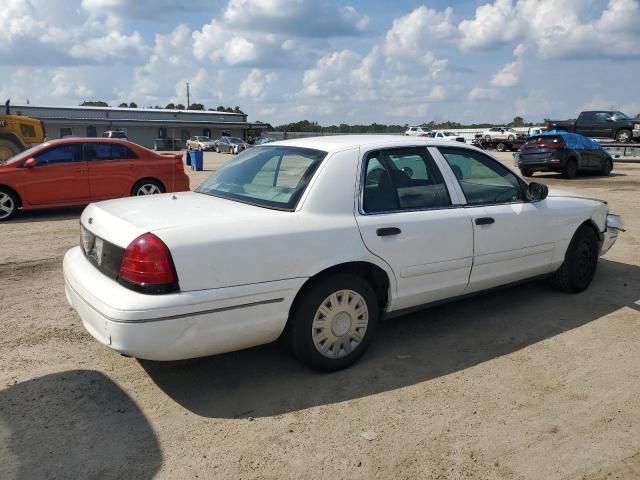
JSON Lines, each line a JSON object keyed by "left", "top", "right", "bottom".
{"left": 517, "top": 131, "right": 613, "bottom": 179}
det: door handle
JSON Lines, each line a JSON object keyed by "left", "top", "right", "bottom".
{"left": 376, "top": 227, "right": 402, "bottom": 237}
{"left": 475, "top": 217, "right": 495, "bottom": 225}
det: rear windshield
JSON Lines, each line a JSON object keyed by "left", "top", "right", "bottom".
{"left": 196, "top": 146, "right": 327, "bottom": 210}
{"left": 526, "top": 135, "right": 564, "bottom": 145}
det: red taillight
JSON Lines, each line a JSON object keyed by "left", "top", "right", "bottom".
{"left": 175, "top": 158, "right": 184, "bottom": 171}
{"left": 118, "top": 233, "right": 178, "bottom": 293}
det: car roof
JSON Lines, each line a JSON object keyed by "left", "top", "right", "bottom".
{"left": 42, "top": 137, "right": 132, "bottom": 145}
{"left": 263, "top": 135, "right": 480, "bottom": 153}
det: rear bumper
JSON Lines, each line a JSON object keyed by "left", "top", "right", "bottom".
{"left": 63, "top": 246, "right": 304, "bottom": 360}
{"left": 518, "top": 152, "right": 565, "bottom": 171}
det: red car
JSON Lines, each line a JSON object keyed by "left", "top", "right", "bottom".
{"left": 0, "top": 138, "right": 190, "bottom": 221}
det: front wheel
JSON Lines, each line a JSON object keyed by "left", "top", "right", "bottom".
{"left": 0, "top": 139, "right": 20, "bottom": 162}
{"left": 132, "top": 180, "right": 164, "bottom": 196}
{"left": 0, "top": 188, "right": 18, "bottom": 221}
{"left": 520, "top": 167, "right": 534, "bottom": 177}
{"left": 215, "top": 146, "right": 220, "bottom": 153}
{"left": 508, "top": 135, "right": 515, "bottom": 141}
{"left": 288, "top": 274, "right": 379, "bottom": 372}
{"left": 549, "top": 225, "right": 599, "bottom": 293}
{"left": 601, "top": 158, "right": 613, "bottom": 176}
{"left": 496, "top": 142, "right": 506, "bottom": 152}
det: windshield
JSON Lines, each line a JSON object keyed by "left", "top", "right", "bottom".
{"left": 196, "top": 136, "right": 212, "bottom": 141}
{"left": 612, "top": 111, "right": 630, "bottom": 120}
{"left": 196, "top": 146, "right": 327, "bottom": 210}
{"left": 228, "top": 137, "right": 244, "bottom": 144}
{"left": 1, "top": 143, "right": 45, "bottom": 165}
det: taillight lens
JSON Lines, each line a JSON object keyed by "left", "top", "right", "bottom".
{"left": 118, "top": 233, "right": 179, "bottom": 294}
{"left": 175, "top": 158, "right": 184, "bottom": 171}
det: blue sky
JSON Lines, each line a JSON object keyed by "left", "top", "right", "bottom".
{"left": 1, "top": 0, "right": 638, "bottom": 125}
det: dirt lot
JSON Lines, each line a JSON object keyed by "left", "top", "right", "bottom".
{"left": 1, "top": 151, "right": 639, "bottom": 479}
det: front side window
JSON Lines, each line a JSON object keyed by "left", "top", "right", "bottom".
{"left": 85, "top": 143, "right": 137, "bottom": 160}
{"left": 35, "top": 144, "right": 82, "bottom": 166}
{"left": 196, "top": 146, "right": 326, "bottom": 210}
{"left": 439, "top": 147, "right": 524, "bottom": 205}
{"left": 362, "top": 148, "right": 451, "bottom": 213}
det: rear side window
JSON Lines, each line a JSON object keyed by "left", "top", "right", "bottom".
{"left": 85, "top": 143, "right": 137, "bottom": 160}
{"left": 362, "top": 148, "right": 451, "bottom": 213}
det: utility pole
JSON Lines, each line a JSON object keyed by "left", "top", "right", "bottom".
{"left": 186, "top": 82, "right": 190, "bottom": 109}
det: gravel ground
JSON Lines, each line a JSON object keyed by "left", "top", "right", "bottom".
{"left": 0, "top": 150, "right": 639, "bottom": 479}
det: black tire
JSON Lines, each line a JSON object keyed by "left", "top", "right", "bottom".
{"left": 549, "top": 224, "right": 599, "bottom": 293}
{"left": 0, "top": 139, "right": 21, "bottom": 162}
{"left": 507, "top": 135, "right": 515, "bottom": 141}
{"left": 520, "top": 167, "right": 534, "bottom": 177}
{"left": 288, "top": 273, "right": 379, "bottom": 372}
{"left": 615, "top": 129, "right": 632, "bottom": 143}
{"left": 0, "top": 187, "right": 18, "bottom": 221}
{"left": 215, "top": 146, "right": 220, "bottom": 153}
{"left": 600, "top": 158, "right": 613, "bottom": 176}
{"left": 484, "top": 135, "right": 491, "bottom": 141}
{"left": 562, "top": 158, "right": 578, "bottom": 179}
{"left": 132, "top": 179, "right": 165, "bottom": 196}
{"left": 496, "top": 142, "right": 506, "bottom": 152}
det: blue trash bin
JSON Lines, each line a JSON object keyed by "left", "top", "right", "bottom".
{"left": 189, "top": 150, "right": 203, "bottom": 171}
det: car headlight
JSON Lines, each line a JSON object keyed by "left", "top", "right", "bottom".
{"left": 607, "top": 214, "right": 625, "bottom": 231}
{"left": 633, "top": 124, "right": 640, "bottom": 130}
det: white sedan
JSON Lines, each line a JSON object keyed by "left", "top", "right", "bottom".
{"left": 432, "top": 130, "right": 466, "bottom": 143}
{"left": 63, "top": 136, "right": 623, "bottom": 371}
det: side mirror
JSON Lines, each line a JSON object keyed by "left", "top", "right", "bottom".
{"left": 24, "top": 158, "right": 36, "bottom": 168}
{"left": 527, "top": 182, "right": 548, "bottom": 202}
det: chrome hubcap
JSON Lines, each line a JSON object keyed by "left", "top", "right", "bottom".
{"left": 0, "top": 193, "right": 15, "bottom": 219}
{"left": 312, "top": 289, "right": 369, "bottom": 359}
{"left": 137, "top": 184, "right": 161, "bottom": 195}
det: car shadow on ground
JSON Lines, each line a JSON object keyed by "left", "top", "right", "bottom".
{"left": 8, "top": 206, "right": 84, "bottom": 223}
{"left": 141, "top": 259, "right": 639, "bottom": 420}
{"left": 0, "top": 370, "right": 161, "bottom": 480}
{"left": 531, "top": 172, "right": 627, "bottom": 180}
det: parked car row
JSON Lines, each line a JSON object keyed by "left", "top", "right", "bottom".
{"left": 186, "top": 135, "right": 250, "bottom": 154}
{"left": 61, "top": 135, "right": 623, "bottom": 372}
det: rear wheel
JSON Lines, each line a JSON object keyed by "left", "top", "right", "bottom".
{"left": 496, "top": 142, "right": 506, "bottom": 152}
{"left": 549, "top": 225, "right": 599, "bottom": 293}
{"left": 0, "top": 188, "right": 18, "bottom": 221}
{"left": 507, "top": 135, "right": 515, "bottom": 141}
{"left": 0, "top": 139, "right": 20, "bottom": 162}
{"left": 215, "top": 146, "right": 220, "bottom": 153}
{"left": 484, "top": 135, "right": 491, "bottom": 141}
{"left": 132, "top": 179, "right": 164, "bottom": 196}
{"left": 562, "top": 158, "right": 578, "bottom": 179}
{"left": 288, "top": 274, "right": 379, "bottom": 372}
{"left": 615, "top": 129, "right": 632, "bottom": 143}
{"left": 601, "top": 158, "right": 613, "bottom": 176}
{"left": 520, "top": 167, "right": 534, "bottom": 177}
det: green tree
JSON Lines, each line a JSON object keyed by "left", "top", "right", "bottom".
{"left": 175, "top": 104, "right": 185, "bottom": 110}
{"left": 118, "top": 102, "right": 128, "bottom": 108}
{"left": 233, "top": 106, "right": 244, "bottom": 114}
{"left": 511, "top": 116, "right": 525, "bottom": 127}
{"left": 216, "top": 105, "right": 226, "bottom": 111}
{"left": 129, "top": 102, "right": 138, "bottom": 108}
{"left": 165, "top": 103, "right": 176, "bottom": 109}
{"left": 80, "top": 101, "right": 109, "bottom": 107}
{"left": 188, "top": 103, "right": 205, "bottom": 110}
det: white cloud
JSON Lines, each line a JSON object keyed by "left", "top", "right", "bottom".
{"left": 239, "top": 69, "right": 276, "bottom": 98}
{"left": 70, "top": 31, "right": 148, "bottom": 62}
{"left": 468, "top": 86, "right": 498, "bottom": 101}
{"left": 490, "top": 61, "right": 521, "bottom": 87}
{"left": 458, "top": 0, "right": 524, "bottom": 50}
{"left": 459, "top": 0, "right": 640, "bottom": 58}
{"left": 383, "top": 6, "right": 455, "bottom": 58}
